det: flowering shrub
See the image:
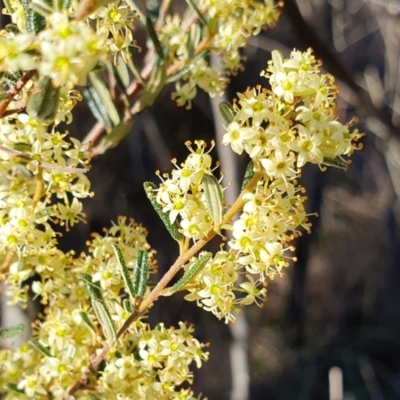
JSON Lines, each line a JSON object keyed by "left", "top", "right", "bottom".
{"left": 0, "top": 0, "right": 363, "bottom": 399}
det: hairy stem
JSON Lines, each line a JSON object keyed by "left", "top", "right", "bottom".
{"left": 62, "top": 170, "right": 263, "bottom": 399}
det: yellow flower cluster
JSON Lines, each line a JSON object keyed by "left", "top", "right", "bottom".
{"left": 165, "top": 0, "right": 281, "bottom": 108}
{"left": 1, "top": 217, "right": 209, "bottom": 399}
{"left": 151, "top": 49, "right": 363, "bottom": 322}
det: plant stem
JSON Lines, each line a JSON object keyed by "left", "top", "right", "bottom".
{"left": 61, "top": 170, "right": 263, "bottom": 399}
{"left": 0, "top": 70, "right": 36, "bottom": 118}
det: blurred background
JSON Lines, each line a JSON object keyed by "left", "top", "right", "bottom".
{"left": 4, "top": 0, "right": 400, "bottom": 399}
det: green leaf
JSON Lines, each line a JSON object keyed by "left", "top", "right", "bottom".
{"left": 79, "top": 311, "right": 97, "bottom": 334}
{"left": 60, "top": 0, "right": 71, "bottom": 9}
{"left": 186, "top": 24, "right": 201, "bottom": 59}
{"left": 83, "top": 86, "right": 114, "bottom": 129}
{"left": 168, "top": 50, "right": 209, "bottom": 83}
{"left": 146, "top": 16, "right": 164, "bottom": 60}
{"left": 26, "top": 77, "right": 60, "bottom": 122}
{"left": 21, "top": 0, "right": 46, "bottom": 33}
{"left": 218, "top": 101, "right": 236, "bottom": 124}
{"left": 0, "top": 323, "right": 24, "bottom": 339}
{"left": 139, "top": 59, "right": 167, "bottom": 111}
{"left": 80, "top": 274, "right": 116, "bottom": 342}
{"left": 96, "top": 119, "right": 134, "bottom": 154}
{"left": 0, "top": 70, "right": 23, "bottom": 86}
{"left": 133, "top": 250, "right": 148, "bottom": 297}
{"left": 170, "top": 252, "right": 212, "bottom": 294}
{"left": 31, "top": 9, "right": 46, "bottom": 32}
{"left": 5, "top": 383, "right": 25, "bottom": 395}
{"left": 241, "top": 161, "right": 255, "bottom": 191}
{"left": 29, "top": 339, "right": 52, "bottom": 357}
{"left": 112, "top": 244, "right": 136, "bottom": 299}
{"left": 12, "top": 142, "right": 31, "bottom": 153}
{"left": 89, "top": 72, "right": 121, "bottom": 127}
{"left": 186, "top": 0, "right": 208, "bottom": 26}
{"left": 127, "top": 58, "right": 145, "bottom": 85}
{"left": 35, "top": 206, "right": 54, "bottom": 220}
{"left": 145, "top": 0, "right": 159, "bottom": 19}
{"left": 91, "top": 298, "right": 116, "bottom": 342}
{"left": 87, "top": 282, "right": 103, "bottom": 301}
{"left": 123, "top": 298, "right": 133, "bottom": 313}
{"left": 144, "top": 181, "right": 183, "bottom": 242}
{"left": 21, "top": 0, "right": 33, "bottom": 33}
{"left": 322, "top": 157, "right": 348, "bottom": 170}
{"left": 114, "top": 55, "right": 131, "bottom": 89}
{"left": 271, "top": 50, "right": 284, "bottom": 71}
{"left": 200, "top": 174, "right": 223, "bottom": 229}
{"left": 78, "top": 273, "right": 101, "bottom": 289}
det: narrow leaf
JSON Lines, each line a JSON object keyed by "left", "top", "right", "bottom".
{"left": 241, "top": 161, "right": 255, "bottom": 191}
{"left": 0, "top": 323, "right": 24, "bottom": 339}
{"left": 29, "top": 339, "right": 52, "bottom": 357}
{"left": 218, "top": 102, "right": 236, "bottom": 124}
{"left": 145, "top": 0, "right": 159, "bottom": 19}
{"left": 114, "top": 55, "right": 130, "bottom": 89}
{"left": 89, "top": 72, "right": 121, "bottom": 127}
{"left": 87, "top": 282, "right": 103, "bottom": 301}
{"left": 80, "top": 274, "right": 116, "bottom": 342}
{"left": 112, "top": 243, "right": 136, "bottom": 299}
{"left": 5, "top": 383, "right": 25, "bottom": 394}
{"left": 271, "top": 50, "right": 284, "bottom": 71}
{"left": 31, "top": 9, "right": 46, "bottom": 32}
{"left": 127, "top": 58, "right": 145, "bottom": 85}
{"left": 96, "top": 119, "right": 134, "bottom": 154}
{"left": 92, "top": 299, "right": 116, "bottom": 342}
{"left": 167, "top": 50, "right": 209, "bottom": 83}
{"left": 12, "top": 142, "right": 31, "bottom": 153}
{"left": 322, "top": 156, "right": 348, "bottom": 170}
{"left": 21, "top": 0, "right": 34, "bottom": 33}
{"left": 168, "top": 65, "right": 190, "bottom": 84}
{"left": 200, "top": 174, "right": 223, "bottom": 229}
{"left": 60, "top": 0, "right": 71, "bottom": 9}
{"left": 26, "top": 77, "right": 60, "bottom": 122}
{"left": 144, "top": 181, "right": 183, "bottom": 242}
{"left": 133, "top": 250, "right": 148, "bottom": 297}
{"left": 82, "top": 86, "right": 113, "bottom": 129}
{"left": 137, "top": 251, "right": 148, "bottom": 297}
{"left": 170, "top": 252, "right": 212, "bottom": 294}
{"left": 35, "top": 206, "right": 54, "bottom": 220}
{"left": 78, "top": 273, "right": 101, "bottom": 289}
{"left": 139, "top": 59, "right": 167, "bottom": 111}
{"left": 79, "top": 311, "right": 97, "bottom": 334}
{"left": 186, "top": 24, "right": 201, "bottom": 58}
{"left": 146, "top": 17, "right": 164, "bottom": 60}
{"left": 123, "top": 298, "right": 133, "bottom": 313}
{"left": 186, "top": 0, "right": 208, "bottom": 26}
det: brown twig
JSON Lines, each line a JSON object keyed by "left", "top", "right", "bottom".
{"left": 0, "top": 70, "right": 36, "bottom": 118}
{"left": 61, "top": 170, "right": 263, "bottom": 400}
{"left": 156, "top": 0, "right": 171, "bottom": 30}
{"left": 1, "top": 107, "right": 25, "bottom": 118}
{"left": 0, "top": 249, "right": 16, "bottom": 281}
